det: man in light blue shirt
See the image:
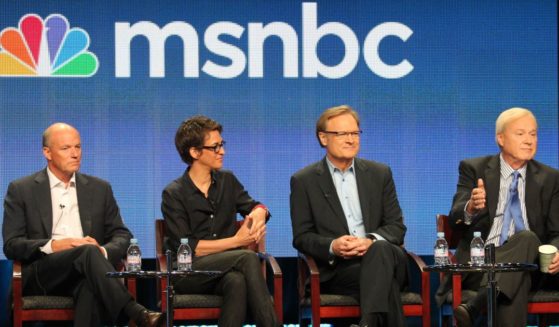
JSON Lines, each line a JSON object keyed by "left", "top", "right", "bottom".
{"left": 291, "top": 105, "right": 407, "bottom": 327}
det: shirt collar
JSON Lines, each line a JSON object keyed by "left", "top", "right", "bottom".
{"left": 46, "top": 167, "right": 76, "bottom": 189}
{"left": 183, "top": 168, "right": 218, "bottom": 194}
{"left": 325, "top": 157, "right": 355, "bottom": 175}
{"left": 499, "top": 153, "right": 527, "bottom": 180}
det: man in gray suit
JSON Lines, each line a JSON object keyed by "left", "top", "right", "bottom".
{"left": 290, "top": 105, "right": 408, "bottom": 327}
{"left": 444, "top": 108, "right": 559, "bottom": 327}
{"left": 2, "top": 123, "right": 164, "bottom": 326}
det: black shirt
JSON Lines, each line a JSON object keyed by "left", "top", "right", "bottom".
{"left": 161, "top": 169, "right": 265, "bottom": 256}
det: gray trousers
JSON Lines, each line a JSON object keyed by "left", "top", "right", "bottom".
{"left": 173, "top": 249, "right": 278, "bottom": 327}
{"left": 23, "top": 245, "right": 132, "bottom": 326}
{"left": 459, "top": 231, "right": 540, "bottom": 327}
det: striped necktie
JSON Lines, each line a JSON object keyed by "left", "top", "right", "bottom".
{"left": 499, "top": 171, "right": 525, "bottom": 245}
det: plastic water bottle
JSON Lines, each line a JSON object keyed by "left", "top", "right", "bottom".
{"left": 434, "top": 232, "right": 450, "bottom": 265}
{"left": 177, "top": 238, "right": 192, "bottom": 271}
{"left": 126, "top": 238, "right": 142, "bottom": 272}
{"left": 470, "top": 231, "right": 485, "bottom": 265}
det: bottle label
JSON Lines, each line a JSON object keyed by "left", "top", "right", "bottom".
{"left": 178, "top": 254, "right": 192, "bottom": 264}
{"left": 434, "top": 248, "right": 448, "bottom": 257}
{"left": 127, "top": 255, "right": 141, "bottom": 264}
{"left": 471, "top": 248, "right": 485, "bottom": 257}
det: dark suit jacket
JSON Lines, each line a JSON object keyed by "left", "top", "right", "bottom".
{"left": 449, "top": 155, "right": 559, "bottom": 264}
{"left": 290, "top": 157, "right": 406, "bottom": 282}
{"left": 2, "top": 169, "right": 132, "bottom": 267}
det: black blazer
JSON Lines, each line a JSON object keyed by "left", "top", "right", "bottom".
{"left": 290, "top": 157, "right": 406, "bottom": 282}
{"left": 449, "top": 155, "right": 559, "bottom": 263}
{"left": 2, "top": 169, "right": 132, "bottom": 267}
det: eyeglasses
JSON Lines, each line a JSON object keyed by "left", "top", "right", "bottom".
{"left": 321, "top": 130, "right": 362, "bottom": 139}
{"left": 200, "top": 141, "right": 226, "bottom": 153}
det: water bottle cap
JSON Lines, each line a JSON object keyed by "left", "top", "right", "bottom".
{"left": 437, "top": 232, "right": 445, "bottom": 238}
{"left": 180, "top": 238, "right": 188, "bottom": 244}
{"left": 473, "top": 231, "right": 481, "bottom": 237}
{"left": 130, "top": 238, "right": 138, "bottom": 244}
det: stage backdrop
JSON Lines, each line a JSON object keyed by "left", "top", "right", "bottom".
{"left": 0, "top": 0, "right": 557, "bottom": 258}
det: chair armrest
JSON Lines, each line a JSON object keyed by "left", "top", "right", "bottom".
{"left": 13, "top": 260, "right": 21, "bottom": 278}
{"left": 452, "top": 273, "right": 462, "bottom": 308}
{"left": 298, "top": 252, "right": 320, "bottom": 275}
{"left": 446, "top": 251, "right": 463, "bottom": 308}
{"left": 12, "top": 260, "right": 23, "bottom": 318}
{"left": 407, "top": 251, "right": 427, "bottom": 271}
{"left": 297, "top": 252, "right": 321, "bottom": 316}
{"left": 258, "top": 252, "right": 283, "bottom": 324}
{"left": 156, "top": 253, "right": 168, "bottom": 273}
{"left": 257, "top": 252, "right": 282, "bottom": 277}
{"left": 407, "top": 251, "right": 430, "bottom": 317}
{"left": 155, "top": 251, "right": 169, "bottom": 310}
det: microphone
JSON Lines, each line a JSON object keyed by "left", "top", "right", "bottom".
{"left": 59, "top": 204, "right": 66, "bottom": 209}
{"left": 324, "top": 192, "right": 330, "bottom": 198}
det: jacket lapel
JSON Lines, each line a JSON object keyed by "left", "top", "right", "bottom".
{"left": 525, "top": 161, "right": 541, "bottom": 229}
{"left": 76, "top": 173, "right": 92, "bottom": 236}
{"left": 485, "top": 155, "right": 500, "bottom": 220}
{"left": 34, "top": 169, "right": 54, "bottom": 237}
{"left": 355, "top": 159, "right": 372, "bottom": 232}
{"left": 316, "top": 159, "right": 349, "bottom": 233}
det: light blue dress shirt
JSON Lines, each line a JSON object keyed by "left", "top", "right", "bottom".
{"left": 326, "top": 158, "right": 384, "bottom": 256}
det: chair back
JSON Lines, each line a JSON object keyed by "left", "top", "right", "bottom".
{"left": 436, "top": 214, "right": 462, "bottom": 249}
{"left": 155, "top": 219, "right": 165, "bottom": 256}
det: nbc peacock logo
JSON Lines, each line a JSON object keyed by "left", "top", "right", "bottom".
{"left": 0, "top": 14, "right": 98, "bottom": 77}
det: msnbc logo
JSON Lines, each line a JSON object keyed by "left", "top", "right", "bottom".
{"left": 0, "top": 14, "right": 98, "bottom": 77}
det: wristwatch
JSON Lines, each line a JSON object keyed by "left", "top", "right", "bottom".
{"left": 366, "top": 234, "right": 377, "bottom": 241}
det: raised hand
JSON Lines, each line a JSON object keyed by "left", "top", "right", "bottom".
{"left": 467, "top": 178, "right": 486, "bottom": 214}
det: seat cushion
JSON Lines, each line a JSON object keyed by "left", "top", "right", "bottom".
{"left": 443, "top": 289, "right": 477, "bottom": 304}
{"left": 528, "top": 290, "right": 559, "bottom": 303}
{"left": 300, "top": 292, "right": 423, "bottom": 306}
{"left": 174, "top": 294, "right": 223, "bottom": 308}
{"left": 22, "top": 296, "right": 74, "bottom": 310}
{"left": 401, "top": 291, "right": 423, "bottom": 305}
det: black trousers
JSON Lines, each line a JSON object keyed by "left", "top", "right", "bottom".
{"left": 173, "top": 249, "right": 278, "bottom": 327}
{"left": 22, "top": 244, "right": 133, "bottom": 326}
{"left": 321, "top": 240, "right": 408, "bottom": 327}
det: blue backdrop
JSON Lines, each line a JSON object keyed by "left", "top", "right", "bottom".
{"left": 1, "top": 0, "right": 557, "bottom": 258}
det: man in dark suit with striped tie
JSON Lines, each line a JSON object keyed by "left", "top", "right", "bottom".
{"left": 444, "top": 108, "right": 559, "bottom": 326}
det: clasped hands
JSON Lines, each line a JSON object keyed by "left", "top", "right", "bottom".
{"left": 234, "top": 207, "right": 267, "bottom": 247}
{"left": 332, "top": 235, "right": 374, "bottom": 259}
{"left": 52, "top": 235, "right": 103, "bottom": 253}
